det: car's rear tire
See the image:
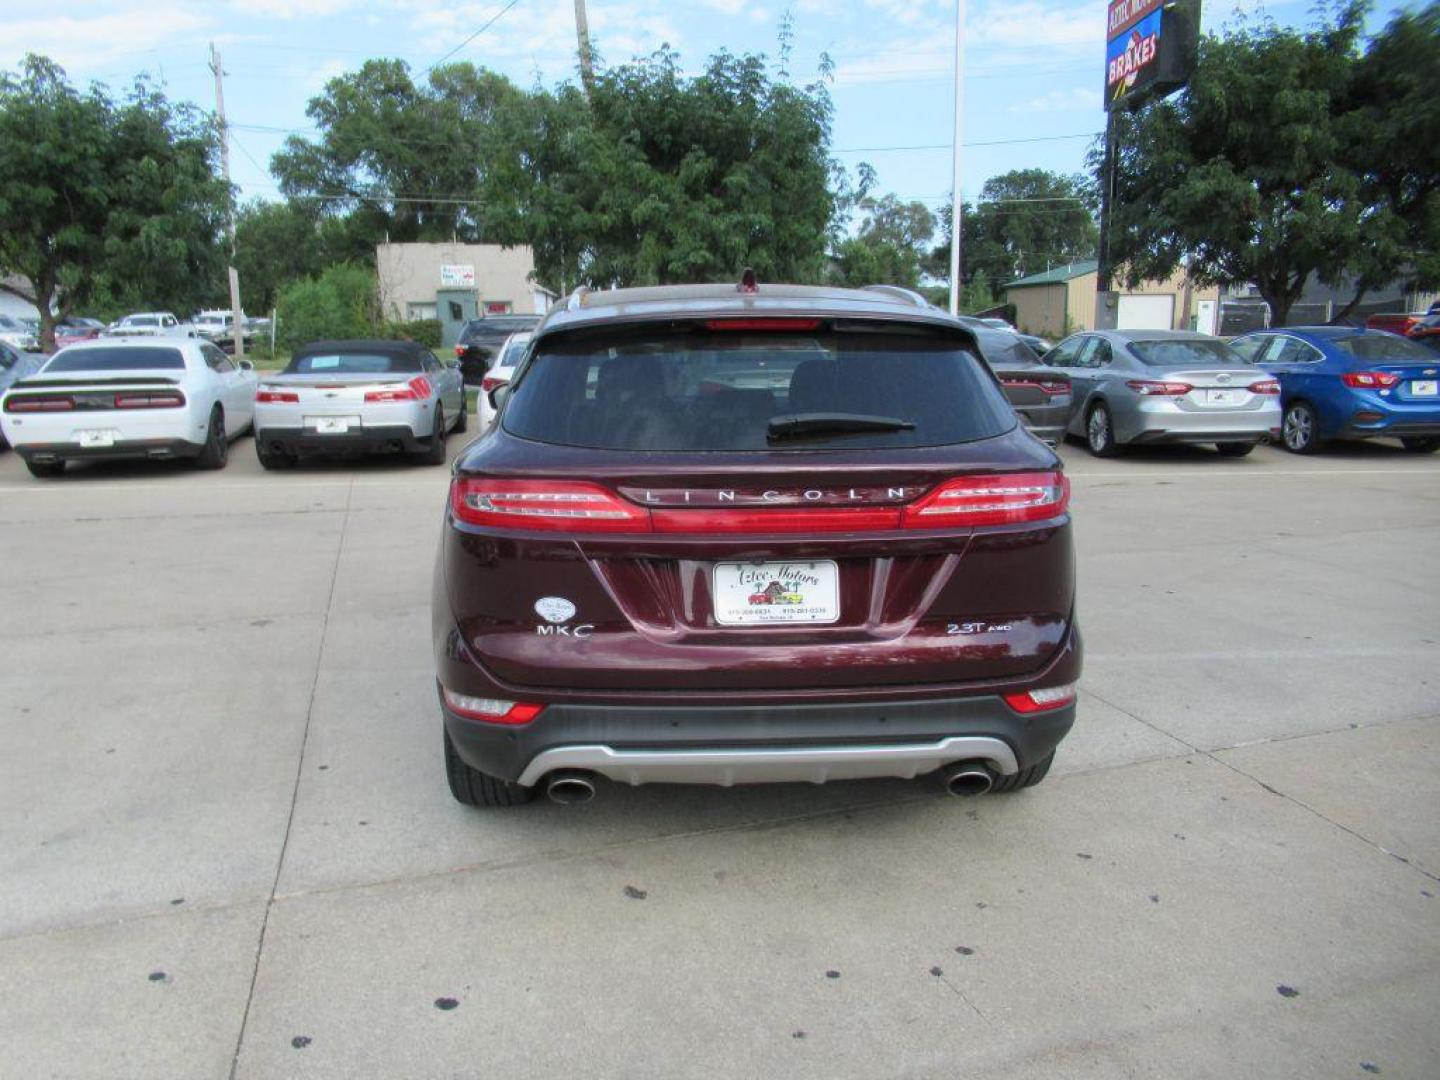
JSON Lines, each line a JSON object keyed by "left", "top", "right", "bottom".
{"left": 989, "top": 752, "right": 1054, "bottom": 793}
{"left": 257, "top": 444, "right": 297, "bottom": 470}
{"left": 1400, "top": 436, "right": 1440, "bottom": 453}
{"left": 454, "top": 394, "right": 468, "bottom": 434}
{"left": 444, "top": 728, "right": 535, "bottom": 807}
{"left": 1086, "top": 402, "right": 1119, "bottom": 457}
{"left": 195, "top": 406, "right": 228, "bottom": 469}
{"left": 1281, "top": 401, "right": 1322, "bottom": 454}
{"left": 24, "top": 458, "right": 65, "bottom": 479}
{"left": 1215, "top": 441, "right": 1255, "bottom": 457}
{"left": 419, "top": 407, "right": 446, "bottom": 465}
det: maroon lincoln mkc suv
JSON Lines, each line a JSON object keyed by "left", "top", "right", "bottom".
{"left": 432, "top": 281, "right": 1080, "bottom": 807}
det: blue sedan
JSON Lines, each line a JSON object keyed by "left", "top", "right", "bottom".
{"left": 1230, "top": 327, "right": 1440, "bottom": 454}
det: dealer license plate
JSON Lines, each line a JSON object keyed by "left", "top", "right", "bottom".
{"left": 1410, "top": 380, "right": 1437, "bottom": 396}
{"left": 712, "top": 560, "right": 840, "bottom": 626}
{"left": 309, "top": 416, "right": 355, "bottom": 435}
{"left": 77, "top": 430, "right": 116, "bottom": 448}
{"left": 1203, "top": 389, "right": 1238, "bottom": 405}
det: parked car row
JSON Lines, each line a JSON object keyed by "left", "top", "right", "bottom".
{"left": 0, "top": 338, "right": 465, "bottom": 478}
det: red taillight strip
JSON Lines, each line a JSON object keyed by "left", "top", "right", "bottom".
{"left": 1341, "top": 371, "right": 1400, "bottom": 389}
{"left": 5, "top": 396, "right": 74, "bottom": 413}
{"left": 364, "top": 376, "right": 432, "bottom": 402}
{"left": 450, "top": 472, "right": 1069, "bottom": 534}
{"left": 1000, "top": 378, "right": 1070, "bottom": 396}
{"left": 1126, "top": 380, "right": 1192, "bottom": 396}
{"left": 115, "top": 392, "right": 185, "bottom": 409}
{"left": 902, "top": 471, "right": 1069, "bottom": 528}
{"left": 1249, "top": 380, "right": 1280, "bottom": 395}
{"left": 441, "top": 688, "right": 543, "bottom": 725}
{"left": 1003, "top": 684, "right": 1076, "bottom": 714}
{"left": 256, "top": 388, "right": 299, "bottom": 403}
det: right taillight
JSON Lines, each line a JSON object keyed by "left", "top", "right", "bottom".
{"left": 450, "top": 478, "right": 651, "bottom": 532}
{"left": 441, "top": 689, "right": 543, "bottom": 725}
{"left": 1249, "top": 380, "right": 1280, "bottom": 395}
{"left": 1341, "top": 371, "right": 1400, "bottom": 389}
{"left": 902, "top": 471, "right": 1069, "bottom": 528}
{"left": 114, "top": 392, "right": 185, "bottom": 409}
{"left": 1004, "top": 684, "right": 1077, "bottom": 714}
{"left": 481, "top": 375, "right": 508, "bottom": 394}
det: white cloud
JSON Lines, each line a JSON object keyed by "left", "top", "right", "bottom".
{"left": 232, "top": 0, "right": 357, "bottom": 17}
{"left": 967, "top": 0, "right": 1096, "bottom": 49}
{"left": 1007, "top": 85, "right": 1096, "bottom": 113}
{"left": 0, "top": 7, "right": 216, "bottom": 74}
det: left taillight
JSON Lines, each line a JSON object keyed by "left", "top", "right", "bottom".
{"left": 5, "top": 395, "right": 74, "bottom": 413}
{"left": 441, "top": 689, "right": 543, "bottom": 725}
{"left": 902, "top": 471, "right": 1070, "bottom": 528}
{"left": 365, "top": 376, "right": 432, "bottom": 402}
{"left": 255, "top": 387, "right": 299, "bottom": 404}
{"left": 450, "top": 478, "right": 651, "bottom": 532}
{"left": 1000, "top": 377, "right": 1070, "bottom": 397}
{"left": 480, "top": 375, "right": 508, "bottom": 394}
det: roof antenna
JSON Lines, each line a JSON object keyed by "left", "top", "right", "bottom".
{"left": 737, "top": 267, "right": 758, "bottom": 294}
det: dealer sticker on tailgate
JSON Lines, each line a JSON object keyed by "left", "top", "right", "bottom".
{"left": 712, "top": 561, "right": 839, "bottom": 625}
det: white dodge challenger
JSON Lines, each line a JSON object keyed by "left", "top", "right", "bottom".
{"left": 0, "top": 339, "right": 256, "bottom": 478}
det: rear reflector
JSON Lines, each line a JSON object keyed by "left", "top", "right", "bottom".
{"left": 256, "top": 388, "right": 299, "bottom": 404}
{"left": 703, "top": 318, "right": 822, "bottom": 332}
{"left": 114, "top": 392, "right": 185, "bottom": 409}
{"left": 902, "top": 471, "right": 1069, "bottom": 528}
{"left": 451, "top": 471, "right": 1069, "bottom": 534}
{"left": 5, "top": 396, "right": 74, "bottom": 412}
{"left": 441, "top": 689, "right": 543, "bottom": 725}
{"left": 1249, "top": 380, "right": 1280, "bottom": 395}
{"left": 451, "top": 478, "right": 650, "bottom": 532}
{"left": 1003, "top": 684, "right": 1077, "bottom": 714}
{"left": 1341, "top": 371, "right": 1400, "bottom": 389}
{"left": 365, "top": 376, "right": 432, "bottom": 402}
{"left": 1126, "top": 380, "right": 1192, "bottom": 396}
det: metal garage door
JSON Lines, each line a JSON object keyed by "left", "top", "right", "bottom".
{"left": 1117, "top": 294, "right": 1175, "bottom": 330}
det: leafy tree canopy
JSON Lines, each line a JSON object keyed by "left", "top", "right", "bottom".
{"left": 1098, "top": 1, "right": 1438, "bottom": 326}
{"left": 0, "top": 56, "right": 229, "bottom": 348}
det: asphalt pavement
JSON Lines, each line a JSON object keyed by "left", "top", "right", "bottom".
{"left": 0, "top": 435, "right": 1436, "bottom": 1079}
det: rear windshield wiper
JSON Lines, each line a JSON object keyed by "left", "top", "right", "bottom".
{"left": 767, "top": 412, "right": 916, "bottom": 440}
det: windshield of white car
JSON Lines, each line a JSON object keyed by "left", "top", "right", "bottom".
{"left": 1335, "top": 335, "right": 1434, "bottom": 363}
{"left": 285, "top": 352, "right": 423, "bottom": 374}
{"left": 1129, "top": 339, "right": 1247, "bottom": 366}
{"left": 45, "top": 347, "right": 186, "bottom": 372}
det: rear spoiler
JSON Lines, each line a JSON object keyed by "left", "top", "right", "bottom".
{"left": 12, "top": 376, "right": 181, "bottom": 390}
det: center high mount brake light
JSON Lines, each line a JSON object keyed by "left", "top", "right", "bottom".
{"left": 449, "top": 472, "right": 1069, "bottom": 534}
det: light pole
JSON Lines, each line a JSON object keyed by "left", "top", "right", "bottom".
{"left": 947, "top": 0, "right": 966, "bottom": 316}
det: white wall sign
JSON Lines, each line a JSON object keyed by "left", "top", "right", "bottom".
{"left": 440, "top": 264, "right": 475, "bottom": 287}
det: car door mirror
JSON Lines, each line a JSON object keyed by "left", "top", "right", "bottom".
{"left": 237, "top": 359, "right": 255, "bottom": 372}
{"left": 488, "top": 385, "right": 511, "bottom": 412}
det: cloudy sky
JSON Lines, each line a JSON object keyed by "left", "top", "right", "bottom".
{"left": 1, "top": 0, "right": 1330, "bottom": 218}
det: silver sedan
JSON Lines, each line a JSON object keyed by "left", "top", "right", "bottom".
{"left": 252, "top": 339, "right": 465, "bottom": 468}
{"left": 1042, "top": 330, "right": 1282, "bottom": 457}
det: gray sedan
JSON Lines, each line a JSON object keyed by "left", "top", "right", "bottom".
{"left": 0, "top": 342, "right": 44, "bottom": 446}
{"left": 1041, "top": 330, "right": 1282, "bottom": 457}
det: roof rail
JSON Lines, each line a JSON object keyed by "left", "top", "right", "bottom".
{"left": 566, "top": 286, "right": 591, "bottom": 311}
{"left": 862, "top": 284, "right": 932, "bottom": 309}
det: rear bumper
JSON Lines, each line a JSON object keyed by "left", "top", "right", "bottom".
{"left": 256, "top": 424, "right": 429, "bottom": 455}
{"left": 1121, "top": 399, "right": 1280, "bottom": 444}
{"left": 16, "top": 438, "right": 200, "bottom": 463}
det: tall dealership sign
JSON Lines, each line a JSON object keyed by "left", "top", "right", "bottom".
{"left": 1095, "top": 0, "right": 1201, "bottom": 327}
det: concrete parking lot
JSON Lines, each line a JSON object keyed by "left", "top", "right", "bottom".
{"left": 0, "top": 435, "right": 1436, "bottom": 1079}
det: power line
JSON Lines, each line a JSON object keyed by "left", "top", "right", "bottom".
{"left": 425, "top": 0, "right": 528, "bottom": 73}
{"left": 836, "top": 132, "right": 1097, "bottom": 153}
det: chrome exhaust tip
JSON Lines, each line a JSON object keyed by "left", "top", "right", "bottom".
{"left": 942, "top": 762, "right": 994, "bottom": 797}
{"left": 546, "top": 771, "right": 597, "bottom": 805}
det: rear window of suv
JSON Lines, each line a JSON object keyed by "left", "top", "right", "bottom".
{"left": 459, "top": 317, "right": 540, "bottom": 344}
{"left": 501, "top": 326, "right": 1014, "bottom": 451}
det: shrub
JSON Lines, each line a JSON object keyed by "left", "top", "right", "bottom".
{"left": 381, "top": 318, "right": 442, "bottom": 347}
{"left": 275, "top": 263, "right": 378, "bottom": 348}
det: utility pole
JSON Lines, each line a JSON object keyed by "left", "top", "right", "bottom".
{"left": 947, "top": 0, "right": 966, "bottom": 316}
{"left": 209, "top": 43, "right": 245, "bottom": 359}
{"left": 573, "top": 0, "right": 597, "bottom": 100}
{"left": 1093, "top": 109, "right": 1119, "bottom": 331}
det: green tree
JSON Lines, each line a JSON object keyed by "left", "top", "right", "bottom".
{"left": 1097, "top": 5, "right": 1371, "bottom": 326}
{"left": 234, "top": 200, "right": 327, "bottom": 313}
{"left": 831, "top": 193, "right": 937, "bottom": 288}
{"left": 0, "top": 56, "right": 229, "bottom": 349}
{"left": 275, "top": 262, "right": 379, "bottom": 348}
{"left": 1337, "top": 1, "right": 1440, "bottom": 316}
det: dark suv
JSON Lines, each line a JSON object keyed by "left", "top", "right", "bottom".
{"left": 433, "top": 283, "right": 1080, "bottom": 807}
{"left": 454, "top": 315, "right": 541, "bottom": 385}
